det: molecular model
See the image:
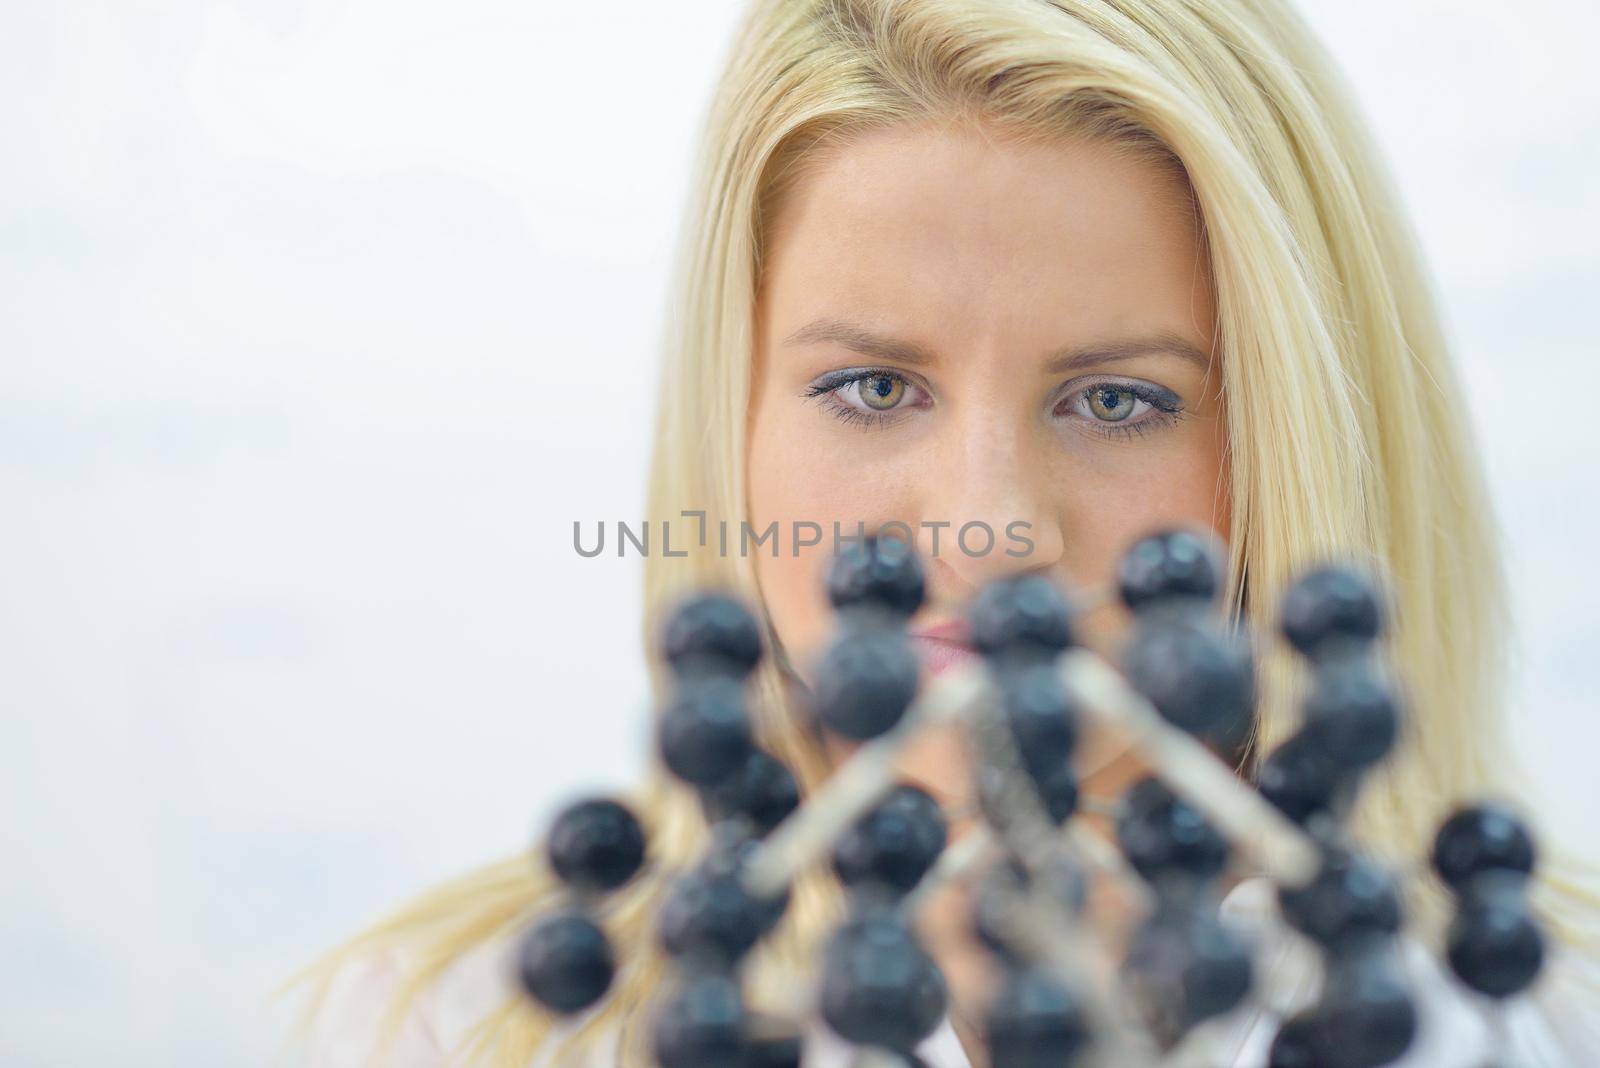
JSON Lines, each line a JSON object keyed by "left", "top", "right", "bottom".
{"left": 515, "top": 531, "right": 1546, "bottom": 1067}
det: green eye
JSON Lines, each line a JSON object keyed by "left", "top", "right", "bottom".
{"left": 1086, "top": 386, "right": 1135, "bottom": 421}
{"left": 860, "top": 373, "right": 905, "bottom": 410}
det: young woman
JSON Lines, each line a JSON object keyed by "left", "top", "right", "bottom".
{"left": 296, "top": 0, "right": 1599, "bottom": 1064}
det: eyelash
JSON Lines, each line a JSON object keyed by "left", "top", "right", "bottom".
{"left": 802, "top": 368, "right": 1186, "bottom": 439}
{"left": 803, "top": 368, "right": 927, "bottom": 429}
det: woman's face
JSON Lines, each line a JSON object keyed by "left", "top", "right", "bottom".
{"left": 746, "top": 119, "right": 1228, "bottom": 805}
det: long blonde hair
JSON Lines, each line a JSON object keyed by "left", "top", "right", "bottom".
{"left": 292, "top": 0, "right": 1596, "bottom": 1063}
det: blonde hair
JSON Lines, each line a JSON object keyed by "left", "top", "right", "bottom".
{"left": 291, "top": 0, "right": 1597, "bottom": 1063}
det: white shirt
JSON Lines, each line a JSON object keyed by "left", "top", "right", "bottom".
{"left": 301, "top": 877, "right": 1600, "bottom": 1066}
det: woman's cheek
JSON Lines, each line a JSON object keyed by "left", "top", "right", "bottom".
{"left": 747, "top": 416, "right": 909, "bottom": 676}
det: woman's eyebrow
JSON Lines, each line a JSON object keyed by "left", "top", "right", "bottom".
{"left": 783, "top": 317, "right": 936, "bottom": 365}
{"left": 1043, "top": 332, "right": 1212, "bottom": 373}
{"left": 783, "top": 316, "right": 1210, "bottom": 372}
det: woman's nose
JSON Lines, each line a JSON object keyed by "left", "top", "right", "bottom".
{"left": 908, "top": 421, "right": 1066, "bottom": 597}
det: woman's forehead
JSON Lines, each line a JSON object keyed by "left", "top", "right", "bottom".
{"left": 758, "top": 122, "right": 1214, "bottom": 364}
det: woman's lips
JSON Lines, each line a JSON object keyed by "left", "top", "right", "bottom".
{"left": 908, "top": 633, "right": 979, "bottom": 674}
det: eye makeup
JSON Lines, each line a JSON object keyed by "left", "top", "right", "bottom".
{"left": 802, "top": 366, "right": 1187, "bottom": 440}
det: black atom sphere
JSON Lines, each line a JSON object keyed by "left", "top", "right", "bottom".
{"left": 826, "top": 534, "right": 927, "bottom": 619}
{"left": 1311, "top": 949, "right": 1419, "bottom": 1068}
{"left": 1116, "top": 776, "right": 1230, "bottom": 886}
{"left": 832, "top": 783, "right": 948, "bottom": 896}
{"left": 1277, "top": 849, "right": 1403, "bottom": 951}
{"left": 1125, "top": 906, "right": 1253, "bottom": 1035}
{"left": 656, "top": 866, "right": 768, "bottom": 966}
{"left": 819, "top": 909, "right": 948, "bottom": 1052}
{"left": 544, "top": 796, "right": 646, "bottom": 893}
{"left": 700, "top": 747, "right": 801, "bottom": 836}
{"left": 1117, "top": 528, "right": 1222, "bottom": 613}
{"left": 660, "top": 590, "right": 764, "bottom": 679}
{"left": 651, "top": 969, "right": 746, "bottom": 1068}
{"left": 1445, "top": 871, "right": 1546, "bottom": 999}
{"left": 657, "top": 674, "right": 753, "bottom": 788}
{"left": 516, "top": 910, "right": 614, "bottom": 1015}
{"left": 1299, "top": 657, "right": 1401, "bottom": 773}
{"left": 1279, "top": 565, "right": 1386, "bottom": 660}
{"left": 1255, "top": 727, "right": 1347, "bottom": 826}
{"left": 1431, "top": 803, "right": 1537, "bottom": 893}
{"left": 1121, "top": 612, "right": 1254, "bottom": 737}
{"left": 996, "top": 661, "right": 1079, "bottom": 782}
{"left": 968, "top": 574, "right": 1075, "bottom": 662}
{"left": 810, "top": 626, "right": 921, "bottom": 740}
{"left": 984, "top": 965, "right": 1091, "bottom": 1068}
{"left": 1267, "top": 1011, "right": 1321, "bottom": 1068}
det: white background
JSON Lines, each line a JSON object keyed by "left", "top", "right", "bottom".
{"left": 1, "top": 2, "right": 1595, "bottom": 1064}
